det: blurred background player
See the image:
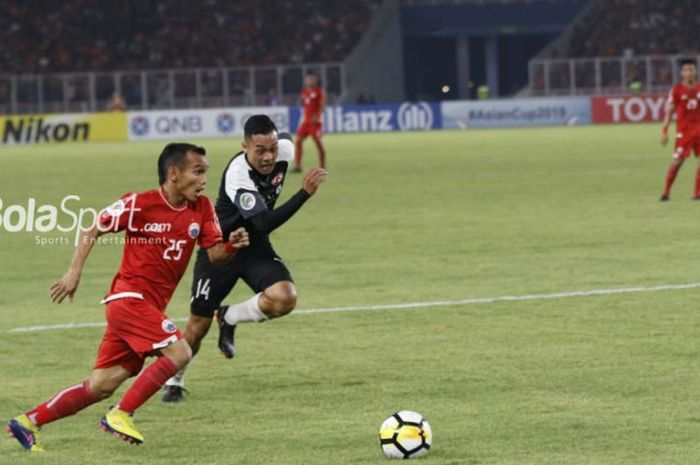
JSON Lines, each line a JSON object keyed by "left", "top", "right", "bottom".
{"left": 163, "top": 115, "right": 327, "bottom": 402}
{"left": 6, "top": 143, "right": 249, "bottom": 450}
{"left": 660, "top": 59, "right": 700, "bottom": 201}
{"left": 293, "top": 72, "right": 326, "bottom": 172}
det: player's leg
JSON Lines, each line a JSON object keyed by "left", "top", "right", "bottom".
{"left": 311, "top": 124, "right": 326, "bottom": 169}
{"left": 662, "top": 145, "right": 689, "bottom": 200}
{"left": 163, "top": 251, "right": 240, "bottom": 400}
{"left": 294, "top": 124, "right": 310, "bottom": 172}
{"left": 7, "top": 327, "right": 135, "bottom": 451}
{"left": 693, "top": 138, "right": 700, "bottom": 199}
{"left": 101, "top": 299, "right": 188, "bottom": 444}
{"left": 218, "top": 250, "right": 296, "bottom": 356}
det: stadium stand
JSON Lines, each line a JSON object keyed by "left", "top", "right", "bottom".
{"left": 0, "top": 0, "right": 380, "bottom": 73}
{"left": 568, "top": 0, "right": 700, "bottom": 57}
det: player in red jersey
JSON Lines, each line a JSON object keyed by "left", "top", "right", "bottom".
{"left": 660, "top": 59, "right": 700, "bottom": 201}
{"left": 6, "top": 143, "right": 249, "bottom": 451}
{"left": 293, "top": 71, "right": 326, "bottom": 172}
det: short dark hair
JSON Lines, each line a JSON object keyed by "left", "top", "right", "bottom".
{"left": 244, "top": 114, "right": 277, "bottom": 140}
{"left": 680, "top": 58, "right": 697, "bottom": 68}
{"left": 157, "top": 142, "right": 206, "bottom": 185}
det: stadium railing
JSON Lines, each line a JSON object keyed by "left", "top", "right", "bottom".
{"left": 0, "top": 62, "right": 345, "bottom": 115}
{"left": 528, "top": 54, "right": 699, "bottom": 97}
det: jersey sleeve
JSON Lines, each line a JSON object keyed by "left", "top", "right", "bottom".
{"left": 198, "top": 196, "right": 223, "bottom": 249}
{"left": 669, "top": 86, "right": 679, "bottom": 106}
{"left": 97, "top": 193, "right": 137, "bottom": 233}
{"left": 233, "top": 189, "right": 268, "bottom": 219}
{"left": 224, "top": 157, "right": 268, "bottom": 219}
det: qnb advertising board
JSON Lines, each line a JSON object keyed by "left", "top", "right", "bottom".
{"left": 441, "top": 97, "right": 592, "bottom": 129}
{"left": 591, "top": 95, "right": 667, "bottom": 123}
{"left": 0, "top": 112, "right": 126, "bottom": 145}
{"left": 289, "top": 102, "right": 442, "bottom": 133}
{"left": 127, "top": 107, "right": 290, "bottom": 141}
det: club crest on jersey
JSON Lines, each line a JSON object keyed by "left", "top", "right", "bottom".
{"left": 161, "top": 319, "right": 177, "bottom": 334}
{"left": 188, "top": 222, "right": 200, "bottom": 239}
{"left": 240, "top": 192, "right": 256, "bottom": 211}
{"left": 272, "top": 172, "right": 284, "bottom": 186}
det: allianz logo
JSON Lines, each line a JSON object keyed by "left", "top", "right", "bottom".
{"left": 322, "top": 102, "right": 434, "bottom": 132}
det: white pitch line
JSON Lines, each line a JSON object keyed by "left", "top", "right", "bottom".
{"left": 7, "top": 281, "right": 700, "bottom": 334}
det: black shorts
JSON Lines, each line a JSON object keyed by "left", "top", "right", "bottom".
{"left": 190, "top": 243, "right": 293, "bottom": 318}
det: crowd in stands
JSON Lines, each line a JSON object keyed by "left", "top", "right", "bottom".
{"left": 0, "top": 0, "right": 380, "bottom": 73}
{"left": 569, "top": 0, "right": 700, "bottom": 57}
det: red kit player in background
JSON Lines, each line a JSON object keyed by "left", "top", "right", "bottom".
{"left": 660, "top": 59, "right": 700, "bottom": 201}
{"left": 293, "top": 71, "right": 326, "bottom": 172}
{"left": 6, "top": 143, "right": 249, "bottom": 451}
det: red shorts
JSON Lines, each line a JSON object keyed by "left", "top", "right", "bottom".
{"left": 297, "top": 122, "right": 323, "bottom": 142}
{"left": 674, "top": 130, "right": 700, "bottom": 159}
{"left": 94, "top": 297, "right": 182, "bottom": 374}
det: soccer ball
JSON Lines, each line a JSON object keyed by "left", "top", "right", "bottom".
{"left": 378, "top": 410, "right": 432, "bottom": 459}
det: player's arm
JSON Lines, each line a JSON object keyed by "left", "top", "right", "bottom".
{"left": 206, "top": 227, "right": 250, "bottom": 265}
{"left": 312, "top": 92, "right": 326, "bottom": 124}
{"left": 246, "top": 168, "right": 327, "bottom": 234}
{"left": 50, "top": 225, "right": 106, "bottom": 304}
{"left": 662, "top": 95, "right": 676, "bottom": 146}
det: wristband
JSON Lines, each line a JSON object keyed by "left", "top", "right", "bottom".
{"left": 224, "top": 242, "right": 237, "bottom": 254}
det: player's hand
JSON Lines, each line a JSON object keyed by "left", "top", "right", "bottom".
{"left": 50, "top": 268, "right": 81, "bottom": 304}
{"left": 661, "top": 131, "right": 669, "bottom": 146}
{"left": 302, "top": 168, "right": 328, "bottom": 195}
{"left": 228, "top": 227, "right": 250, "bottom": 250}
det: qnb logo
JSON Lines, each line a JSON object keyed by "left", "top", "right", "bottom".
{"left": 131, "top": 116, "right": 150, "bottom": 136}
{"left": 397, "top": 102, "right": 434, "bottom": 131}
{"left": 216, "top": 113, "right": 235, "bottom": 134}
{"left": 143, "top": 222, "right": 172, "bottom": 233}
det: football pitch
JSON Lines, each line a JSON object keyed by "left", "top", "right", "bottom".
{"left": 2, "top": 124, "right": 700, "bottom": 464}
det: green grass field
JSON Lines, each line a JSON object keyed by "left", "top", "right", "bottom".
{"left": 2, "top": 124, "right": 700, "bottom": 464}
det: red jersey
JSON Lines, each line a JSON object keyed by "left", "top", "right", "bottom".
{"left": 669, "top": 83, "right": 700, "bottom": 132}
{"left": 301, "top": 86, "right": 325, "bottom": 123}
{"left": 98, "top": 189, "right": 222, "bottom": 310}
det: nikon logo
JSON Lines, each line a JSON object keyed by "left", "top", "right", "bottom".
{"left": 3, "top": 118, "right": 90, "bottom": 144}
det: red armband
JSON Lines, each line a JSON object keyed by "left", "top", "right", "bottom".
{"left": 224, "top": 242, "right": 237, "bottom": 254}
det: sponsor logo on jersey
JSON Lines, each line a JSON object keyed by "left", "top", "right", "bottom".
{"left": 143, "top": 222, "right": 172, "bottom": 233}
{"left": 272, "top": 172, "right": 284, "bottom": 186}
{"left": 188, "top": 222, "right": 200, "bottom": 239}
{"left": 239, "top": 192, "right": 256, "bottom": 211}
{"left": 161, "top": 319, "right": 177, "bottom": 334}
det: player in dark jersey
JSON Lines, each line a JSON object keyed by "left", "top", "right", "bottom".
{"left": 6, "top": 143, "right": 249, "bottom": 451}
{"left": 660, "top": 59, "right": 700, "bottom": 201}
{"left": 162, "top": 115, "right": 327, "bottom": 402}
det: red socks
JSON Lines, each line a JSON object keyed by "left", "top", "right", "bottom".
{"left": 118, "top": 356, "right": 178, "bottom": 414}
{"left": 313, "top": 138, "right": 326, "bottom": 169}
{"left": 26, "top": 380, "right": 98, "bottom": 427}
{"left": 694, "top": 166, "right": 700, "bottom": 197}
{"left": 664, "top": 164, "right": 681, "bottom": 197}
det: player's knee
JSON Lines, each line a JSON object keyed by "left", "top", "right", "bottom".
{"left": 268, "top": 287, "right": 297, "bottom": 317}
{"left": 185, "top": 316, "right": 212, "bottom": 342}
{"left": 163, "top": 340, "right": 193, "bottom": 369}
{"left": 87, "top": 378, "right": 118, "bottom": 400}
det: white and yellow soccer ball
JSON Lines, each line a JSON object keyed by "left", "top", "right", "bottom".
{"left": 378, "top": 410, "right": 432, "bottom": 459}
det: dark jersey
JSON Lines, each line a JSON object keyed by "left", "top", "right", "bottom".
{"left": 214, "top": 135, "right": 294, "bottom": 246}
